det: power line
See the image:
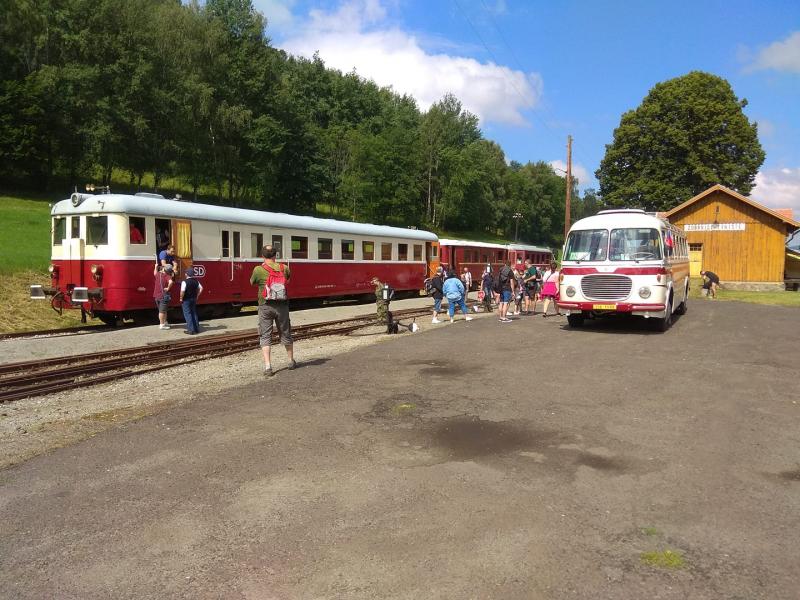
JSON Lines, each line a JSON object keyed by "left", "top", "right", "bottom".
{"left": 451, "top": 0, "right": 555, "bottom": 135}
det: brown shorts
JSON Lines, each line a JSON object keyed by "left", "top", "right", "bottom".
{"left": 258, "top": 302, "right": 292, "bottom": 347}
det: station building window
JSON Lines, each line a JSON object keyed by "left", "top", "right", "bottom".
{"left": 381, "top": 243, "right": 392, "bottom": 261}
{"left": 53, "top": 217, "right": 66, "bottom": 245}
{"left": 318, "top": 238, "right": 333, "bottom": 260}
{"left": 129, "top": 216, "right": 146, "bottom": 244}
{"left": 251, "top": 233, "right": 263, "bottom": 257}
{"left": 292, "top": 236, "right": 308, "bottom": 259}
{"left": 86, "top": 216, "right": 108, "bottom": 245}
{"left": 398, "top": 243, "right": 408, "bottom": 261}
{"left": 272, "top": 235, "right": 283, "bottom": 258}
{"left": 342, "top": 240, "right": 355, "bottom": 260}
{"left": 362, "top": 241, "right": 374, "bottom": 260}
{"left": 222, "top": 230, "right": 230, "bottom": 258}
{"left": 413, "top": 244, "right": 422, "bottom": 261}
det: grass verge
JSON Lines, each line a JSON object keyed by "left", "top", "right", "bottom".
{"left": 0, "top": 270, "right": 85, "bottom": 333}
{"left": 0, "top": 194, "right": 53, "bottom": 275}
{"left": 689, "top": 278, "right": 800, "bottom": 307}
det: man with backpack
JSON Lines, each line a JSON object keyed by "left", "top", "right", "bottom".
{"left": 494, "top": 260, "right": 516, "bottom": 323}
{"left": 427, "top": 267, "right": 445, "bottom": 323}
{"left": 250, "top": 244, "right": 296, "bottom": 377}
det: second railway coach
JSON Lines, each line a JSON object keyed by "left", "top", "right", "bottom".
{"left": 32, "top": 192, "right": 440, "bottom": 324}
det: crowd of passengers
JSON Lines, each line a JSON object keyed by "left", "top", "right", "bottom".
{"left": 427, "top": 259, "right": 562, "bottom": 324}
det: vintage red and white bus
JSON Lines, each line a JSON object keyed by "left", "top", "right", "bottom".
{"left": 557, "top": 209, "right": 690, "bottom": 330}
{"left": 31, "top": 192, "right": 440, "bottom": 324}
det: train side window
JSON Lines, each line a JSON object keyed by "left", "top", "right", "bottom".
{"left": 232, "top": 231, "right": 241, "bottom": 258}
{"left": 86, "top": 216, "right": 108, "bottom": 245}
{"left": 362, "top": 241, "right": 374, "bottom": 260}
{"left": 272, "top": 235, "right": 283, "bottom": 258}
{"left": 292, "top": 236, "right": 308, "bottom": 259}
{"left": 251, "top": 233, "right": 263, "bottom": 257}
{"left": 342, "top": 240, "right": 355, "bottom": 260}
{"left": 398, "top": 243, "right": 408, "bottom": 261}
{"left": 222, "top": 230, "right": 230, "bottom": 257}
{"left": 129, "top": 216, "right": 146, "bottom": 244}
{"left": 53, "top": 217, "right": 66, "bottom": 245}
{"left": 430, "top": 244, "right": 438, "bottom": 258}
{"left": 481, "top": 253, "right": 487, "bottom": 263}
{"left": 413, "top": 244, "right": 422, "bottom": 261}
{"left": 318, "top": 238, "right": 333, "bottom": 260}
{"left": 381, "top": 243, "right": 392, "bottom": 261}
{"left": 70, "top": 216, "right": 80, "bottom": 239}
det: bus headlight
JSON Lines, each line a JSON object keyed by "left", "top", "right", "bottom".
{"left": 565, "top": 286, "right": 576, "bottom": 297}
{"left": 639, "top": 286, "right": 651, "bottom": 299}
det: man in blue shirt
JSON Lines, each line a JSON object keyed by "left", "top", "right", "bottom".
{"left": 442, "top": 274, "right": 473, "bottom": 324}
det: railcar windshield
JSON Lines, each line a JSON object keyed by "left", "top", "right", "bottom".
{"left": 609, "top": 228, "right": 663, "bottom": 261}
{"left": 564, "top": 229, "right": 609, "bottom": 262}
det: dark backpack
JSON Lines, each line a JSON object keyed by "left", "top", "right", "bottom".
{"left": 424, "top": 278, "right": 436, "bottom": 295}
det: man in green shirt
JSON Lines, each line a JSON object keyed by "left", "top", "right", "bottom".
{"left": 250, "top": 245, "right": 296, "bottom": 377}
{"left": 523, "top": 259, "right": 539, "bottom": 315}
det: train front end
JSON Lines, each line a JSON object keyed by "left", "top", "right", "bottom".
{"left": 30, "top": 193, "right": 142, "bottom": 322}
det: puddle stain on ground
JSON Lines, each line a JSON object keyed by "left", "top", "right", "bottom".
{"left": 777, "top": 468, "right": 800, "bottom": 482}
{"left": 425, "top": 416, "right": 562, "bottom": 460}
{"left": 406, "top": 359, "right": 477, "bottom": 378}
{"left": 574, "top": 452, "right": 627, "bottom": 473}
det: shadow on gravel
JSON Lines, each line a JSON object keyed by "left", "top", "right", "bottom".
{"left": 558, "top": 312, "right": 689, "bottom": 335}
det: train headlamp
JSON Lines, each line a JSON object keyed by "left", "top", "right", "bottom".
{"left": 565, "top": 286, "right": 576, "bottom": 297}
{"left": 638, "top": 286, "right": 651, "bottom": 299}
{"left": 90, "top": 264, "right": 100, "bottom": 274}
{"left": 48, "top": 264, "right": 56, "bottom": 274}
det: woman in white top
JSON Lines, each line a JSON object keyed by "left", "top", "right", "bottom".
{"left": 540, "top": 261, "right": 561, "bottom": 318}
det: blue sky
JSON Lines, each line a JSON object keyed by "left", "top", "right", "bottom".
{"left": 255, "top": 0, "right": 800, "bottom": 211}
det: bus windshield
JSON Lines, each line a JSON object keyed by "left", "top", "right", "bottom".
{"left": 609, "top": 228, "right": 663, "bottom": 261}
{"left": 564, "top": 229, "right": 608, "bottom": 262}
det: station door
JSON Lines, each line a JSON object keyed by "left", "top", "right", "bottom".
{"left": 689, "top": 243, "right": 703, "bottom": 278}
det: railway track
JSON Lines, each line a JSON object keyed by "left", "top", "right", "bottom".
{"left": 0, "top": 307, "right": 432, "bottom": 403}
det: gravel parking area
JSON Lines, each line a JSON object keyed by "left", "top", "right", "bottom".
{"left": 1, "top": 300, "right": 799, "bottom": 599}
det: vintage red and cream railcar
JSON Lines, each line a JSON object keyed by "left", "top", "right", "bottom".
{"left": 439, "top": 238, "right": 553, "bottom": 288}
{"left": 31, "top": 192, "right": 440, "bottom": 323}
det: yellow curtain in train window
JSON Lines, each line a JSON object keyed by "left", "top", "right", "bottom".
{"left": 175, "top": 221, "right": 192, "bottom": 258}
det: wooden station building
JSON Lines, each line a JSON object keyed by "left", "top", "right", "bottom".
{"left": 663, "top": 184, "right": 800, "bottom": 290}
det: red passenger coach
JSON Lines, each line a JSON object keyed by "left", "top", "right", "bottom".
{"left": 439, "top": 239, "right": 553, "bottom": 288}
{"left": 31, "top": 192, "right": 440, "bottom": 324}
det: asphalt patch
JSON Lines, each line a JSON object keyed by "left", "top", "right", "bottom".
{"left": 406, "top": 359, "right": 476, "bottom": 378}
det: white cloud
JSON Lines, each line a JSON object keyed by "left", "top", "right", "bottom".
{"left": 752, "top": 167, "right": 800, "bottom": 214}
{"left": 747, "top": 31, "right": 800, "bottom": 73}
{"left": 254, "top": 0, "right": 296, "bottom": 30}
{"left": 277, "top": 0, "right": 543, "bottom": 125}
{"left": 756, "top": 118, "right": 775, "bottom": 138}
{"left": 549, "top": 160, "right": 591, "bottom": 187}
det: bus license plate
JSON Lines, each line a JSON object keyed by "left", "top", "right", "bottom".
{"left": 593, "top": 303, "right": 616, "bottom": 310}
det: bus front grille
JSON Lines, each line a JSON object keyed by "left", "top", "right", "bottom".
{"left": 580, "top": 275, "right": 632, "bottom": 300}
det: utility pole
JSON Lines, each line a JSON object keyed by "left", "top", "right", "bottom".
{"left": 564, "top": 135, "right": 572, "bottom": 240}
{"left": 513, "top": 212, "right": 523, "bottom": 241}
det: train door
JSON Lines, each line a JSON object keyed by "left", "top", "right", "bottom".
{"left": 171, "top": 219, "right": 193, "bottom": 275}
{"left": 426, "top": 241, "right": 440, "bottom": 277}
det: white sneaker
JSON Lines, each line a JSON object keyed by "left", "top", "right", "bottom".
{"left": 449, "top": 318, "right": 454, "bottom": 324}
{"left": 465, "top": 316, "right": 473, "bottom": 321}
{"left": 159, "top": 324, "right": 170, "bottom": 330}
{"left": 431, "top": 318, "right": 441, "bottom": 324}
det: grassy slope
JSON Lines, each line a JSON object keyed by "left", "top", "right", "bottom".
{"left": 0, "top": 194, "right": 53, "bottom": 274}
{"left": 688, "top": 278, "right": 800, "bottom": 307}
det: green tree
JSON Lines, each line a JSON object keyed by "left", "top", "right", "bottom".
{"left": 596, "top": 71, "right": 765, "bottom": 211}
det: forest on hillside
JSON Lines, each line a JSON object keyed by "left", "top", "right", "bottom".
{"left": 0, "top": 0, "right": 598, "bottom": 245}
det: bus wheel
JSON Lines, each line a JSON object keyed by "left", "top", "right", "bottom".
{"left": 654, "top": 296, "right": 673, "bottom": 331}
{"left": 675, "top": 284, "right": 688, "bottom": 315}
{"left": 567, "top": 314, "right": 584, "bottom": 328}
